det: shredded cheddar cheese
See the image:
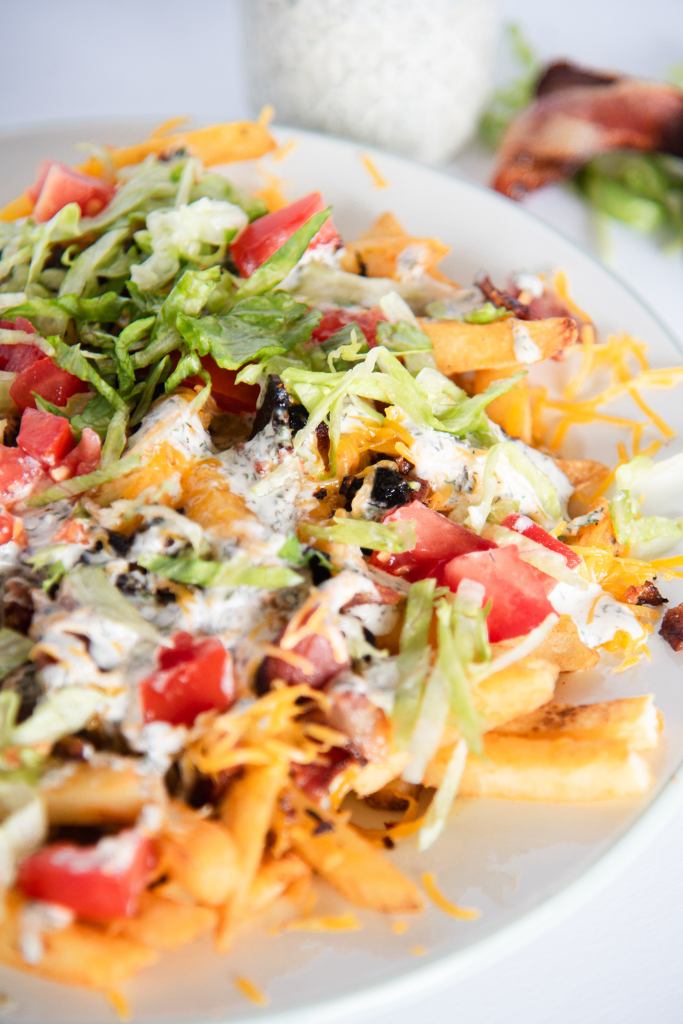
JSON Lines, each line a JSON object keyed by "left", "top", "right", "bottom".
{"left": 282, "top": 913, "right": 361, "bottom": 933}
{"left": 235, "top": 976, "right": 269, "bottom": 1007}
{"left": 361, "top": 154, "right": 390, "bottom": 189}
{"left": 421, "top": 873, "right": 480, "bottom": 921}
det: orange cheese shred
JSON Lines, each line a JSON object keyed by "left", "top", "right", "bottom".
{"left": 421, "top": 872, "right": 480, "bottom": 921}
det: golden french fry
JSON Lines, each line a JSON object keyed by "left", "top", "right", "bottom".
{"left": 181, "top": 458, "right": 256, "bottom": 542}
{"left": 217, "top": 760, "right": 288, "bottom": 945}
{"left": 555, "top": 457, "right": 609, "bottom": 490}
{"left": 472, "top": 657, "right": 559, "bottom": 731}
{"left": 44, "top": 761, "right": 164, "bottom": 826}
{"left": 0, "top": 893, "right": 156, "bottom": 989}
{"left": 497, "top": 695, "right": 660, "bottom": 751}
{"left": 352, "top": 752, "right": 411, "bottom": 799}
{"left": 288, "top": 789, "right": 423, "bottom": 913}
{"left": 422, "top": 316, "right": 578, "bottom": 374}
{"left": 493, "top": 617, "right": 599, "bottom": 675}
{"left": 340, "top": 212, "right": 450, "bottom": 280}
{"left": 360, "top": 773, "right": 418, "bottom": 810}
{"left": 111, "top": 892, "right": 216, "bottom": 950}
{"left": 248, "top": 853, "right": 312, "bottom": 916}
{"left": 473, "top": 369, "right": 532, "bottom": 443}
{"left": 572, "top": 499, "right": 622, "bottom": 551}
{"left": 158, "top": 803, "right": 239, "bottom": 907}
{"left": 426, "top": 734, "right": 652, "bottom": 801}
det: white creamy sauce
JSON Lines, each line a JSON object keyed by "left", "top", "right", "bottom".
{"left": 405, "top": 421, "right": 480, "bottom": 494}
{"left": 549, "top": 581, "right": 643, "bottom": 648}
{"left": 130, "top": 395, "right": 212, "bottom": 460}
{"left": 512, "top": 322, "right": 542, "bottom": 364}
{"left": 346, "top": 600, "right": 400, "bottom": 637}
{"left": 219, "top": 421, "right": 316, "bottom": 536}
{"left": 513, "top": 272, "right": 544, "bottom": 299}
{"left": 127, "top": 721, "right": 187, "bottom": 772}
{"left": 513, "top": 440, "right": 574, "bottom": 510}
{"left": 19, "top": 902, "right": 74, "bottom": 965}
{"left": 280, "top": 239, "right": 341, "bottom": 291}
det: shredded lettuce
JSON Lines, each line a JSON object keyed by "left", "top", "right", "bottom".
{"left": 62, "top": 566, "right": 160, "bottom": 640}
{"left": 11, "top": 687, "right": 103, "bottom": 747}
{"left": 463, "top": 302, "right": 513, "bottom": 324}
{"left": 59, "top": 226, "right": 129, "bottom": 297}
{"left": 302, "top": 516, "right": 416, "bottom": 552}
{"left": 610, "top": 452, "right": 683, "bottom": 558}
{"left": 27, "top": 452, "right": 141, "bottom": 506}
{"left": 0, "top": 630, "right": 33, "bottom": 682}
{"left": 393, "top": 579, "right": 437, "bottom": 747}
{"left": 468, "top": 441, "right": 562, "bottom": 531}
{"left": 176, "top": 291, "right": 320, "bottom": 370}
{"left": 130, "top": 198, "right": 247, "bottom": 292}
{"left": 138, "top": 553, "right": 302, "bottom": 590}
{"left": 0, "top": 781, "right": 46, "bottom": 886}
{"left": 402, "top": 586, "right": 487, "bottom": 784}
{"left": 47, "top": 336, "right": 125, "bottom": 410}
{"left": 418, "top": 738, "right": 468, "bottom": 851}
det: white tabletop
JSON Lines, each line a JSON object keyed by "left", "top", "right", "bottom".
{"left": 3, "top": 2, "right": 682, "bottom": 1022}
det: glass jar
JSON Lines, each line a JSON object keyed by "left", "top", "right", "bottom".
{"left": 243, "top": 0, "right": 499, "bottom": 164}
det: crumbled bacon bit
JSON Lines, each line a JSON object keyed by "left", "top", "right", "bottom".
{"left": 476, "top": 274, "right": 530, "bottom": 319}
{"left": 660, "top": 603, "right": 683, "bottom": 651}
{"left": 624, "top": 581, "right": 668, "bottom": 607}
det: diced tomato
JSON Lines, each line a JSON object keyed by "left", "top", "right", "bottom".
{"left": 0, "top": 317, "right": 36, "bottom": 335}
{"left": 231, "top": 192, "right": 340, "bottom": 277}
{"left": 58, "top": 427, "right": 101, "bottom": 478}
{"left": 141, "top": 632, "right": 234, "bottom": 727}
{"left": 441, "top": 546, "right": 556, "bottom": 643}
{"left": 501, "top": 513, "right": 582, "bottom": 569}
{"left": 17, "top": 832, "right": 155, "bottom": 921}
{"left": 17, "top": 409, "right": 74, "bottom": 468}
{"left": 258, "top": 631, "right": 349, "bottom": 692}
{"left": 31, "top": 162, "right": 115, "bottom": 223}
{"left": 200, "top": 356, "right": 260, "bottom": 413}
{"left": 0, "top": 510, "right": 17, "bottom": 545}
{"left": 0, "top": 318, "right": 43, "bottom": 375}
{"left": 311, "top": 307, "right": 386, "bottom": 347}
{"left": 370, "top": 501, "right": 495, "bottom": 581}
{"left": 0, "top": 448, "right": 45, "bottom": 507}
{"left": 9, "top": 357, "right": 87, "bottom": 411}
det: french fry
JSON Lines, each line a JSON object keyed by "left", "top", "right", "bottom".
{"left": 573, "top": 498, "right": 622, "bottom": 551}
{"left": 0, "top": 893, "right": 156, "bottom": 989}
{"left": 288, "top": 789, "right": 423, "bottom": 913}
{"left": 422, "top": 316, "right": 578, "bottom": 374}
{"left": 472, "top": 657, "right": 559, "bottom": 731}
{"left": 44, "top": 761, "right": 164, "bottom": 826}
{"left": 181, "top": 458, "right": 257, "bottom": 543}
{"left": 217, "top": 760, "right": 288, "bottom": 946}
{"left": 493, "top": 617, "right": 599, "bottom": 674}
{"left": 352, "top": 752, "right": 411, "bottom": 799}
{"left": 497, "top": 695, "right": 660, "bottom": 751}
{"left": 111, "top": 893, "right": 216, "bottom": 950}
{"left": 158, "top": 803, "right": 239, "bottom": 907}
{"left": 426, "top": 734, "right": 652, "bottom": 800}
{"left": 555, "top": 457, "right": 610, "bottom": 490}
{"left": 473, "top": 369, "right": 533, "bottom": 443}
{"left": 340, "top": 212, "right": 450, "bottom": 280}
{"left": 248, "top": 854, "right": 312, "bottom": 916}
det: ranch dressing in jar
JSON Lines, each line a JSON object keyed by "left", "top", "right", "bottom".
{"left": 244, "top": 0, "right": 499, "bottom": 163}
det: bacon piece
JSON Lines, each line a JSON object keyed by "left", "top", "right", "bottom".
{"left": 327, "top": 687, "right": 390, "bottom": 763}
{"left": 291, "top": 746, "right": 355, "bottom": 802}
{"left": 493, "top": 61, "right": 683, "bottom": 199}
{"left": 476, "top": 274, "right": 530, "bottom": 319}
{"left": 624, "top": 581, "right": 667, "bottom": 607}
{"left": 660, "top": 603, "right": 683, "bottom": 651}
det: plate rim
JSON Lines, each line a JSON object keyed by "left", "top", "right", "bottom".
{"left": 1, "top": 117, "right": 682, "bottom": 1024}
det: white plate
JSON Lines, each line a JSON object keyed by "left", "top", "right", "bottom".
{"left": 1, "top": 122, "right": 683, "bottom": 1024}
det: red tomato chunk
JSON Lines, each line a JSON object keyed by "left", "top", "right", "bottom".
{"left": 141, "top": 633, "right": 234, "bottom": 726}
{"left": 17, "top": 832, "right": 155, "bottom": 921}
{"left": 0, "top": 448, "right": 45, "bottom": 507}
{"left": 17, "top": 409, "right": 74, "bottom": 468}
{"left": 501, "top": 512, "right": 582, "bottom": 569}
{"left": 371, "top": 501, "right": 494, "bottom": 581}
{"left": 31, "top": 162, "right": 115, "bottom": 222}
{"left": 200, "top": 357, "right": 260, "bottom": 413}
{"left": 441, "top": 546, "right": 556, "bottom": 643}
{"left": 231, "top": 192, "right": 340, "bottom": 277}
{"left": 312, "top": 307, "right": 386, "bottom": 347}
{"left": 10, "top": 357, "right": 87, "bottom": 411}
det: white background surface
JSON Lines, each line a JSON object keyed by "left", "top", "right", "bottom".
{"left": 3, "top": 2, "right": 683, "bottom": 1022}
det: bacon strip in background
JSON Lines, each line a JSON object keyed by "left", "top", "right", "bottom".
{"left": 492, "top": 60, "right": 683, "bottom": 199}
